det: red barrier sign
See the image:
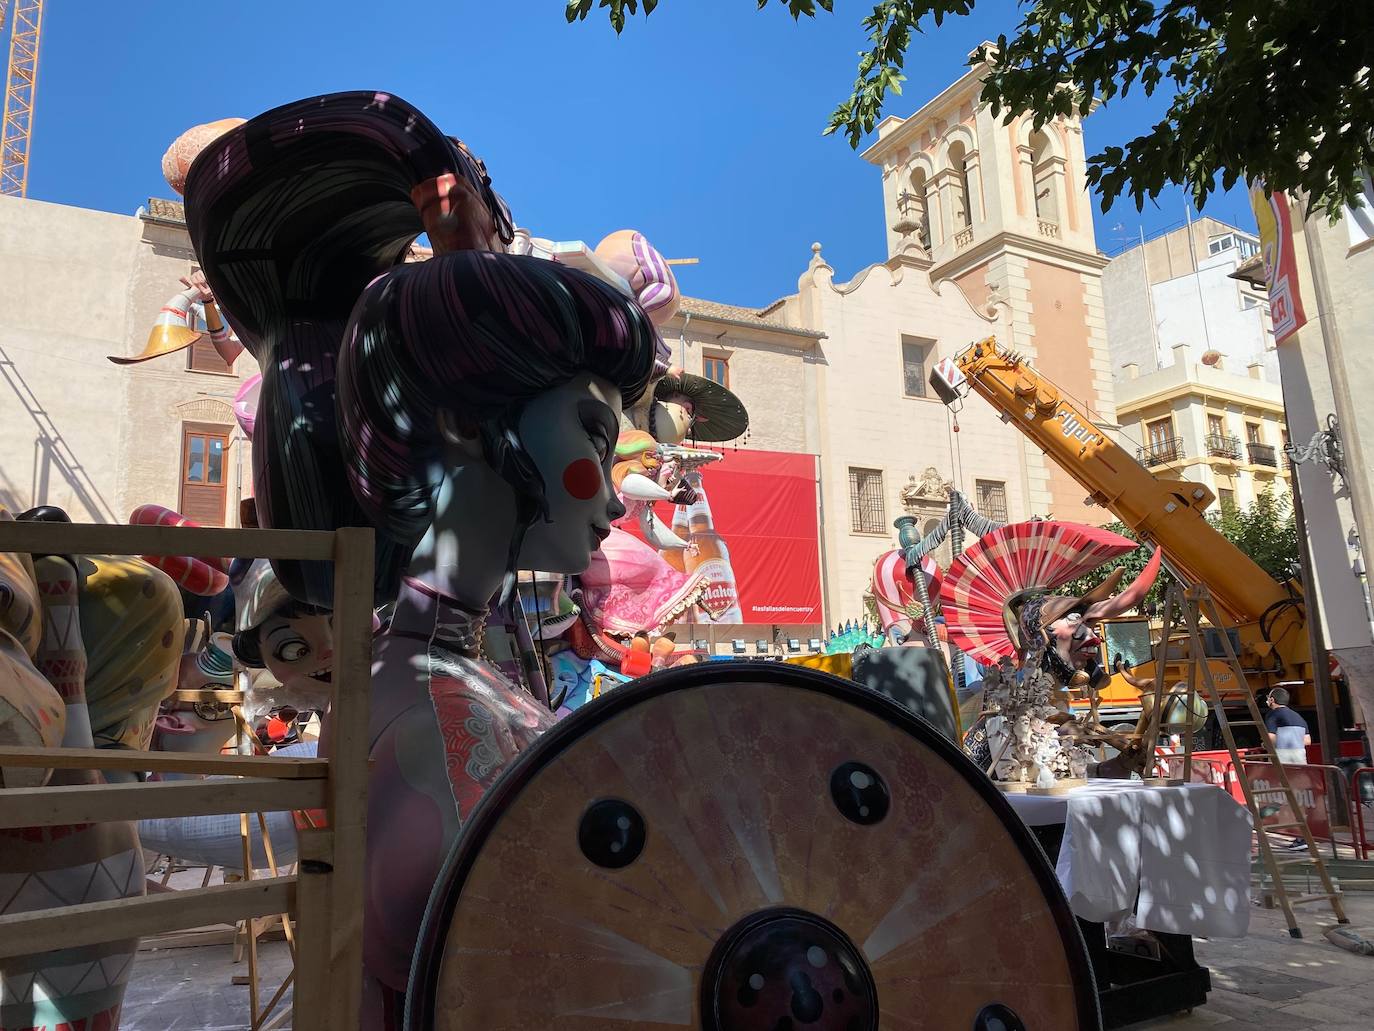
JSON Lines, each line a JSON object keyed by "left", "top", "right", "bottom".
{"left": 1242, "top": 761, "right": 1331, "bottom": 840}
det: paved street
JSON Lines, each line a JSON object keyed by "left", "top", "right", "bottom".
{"left": 116, "top": 894, "right": 1373, "bottom": 1029}
{"left": 122, "top": 937, "right": 293, "bottom": 1031}
{"left": 1126, "top": 892, "right": 1374, "bottom": 1030}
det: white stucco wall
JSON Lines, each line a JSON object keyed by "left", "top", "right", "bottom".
{"left": 776, "top": 247, "right": 1035, "bottom": 624}
{"left": 1151, "top": 257, "right": 1276, "bottom": 381}
{"left": 0, "top": 195, "right": 255, "bottom": 524}
{"left": 1103, "top": 231, "right": 1277, "bottom": 385}
{"left": 0, "top": 195, "right": 139, "bottom": 519}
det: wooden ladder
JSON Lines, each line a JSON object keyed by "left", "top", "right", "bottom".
{"left": 1162, "top": 582, "right": 1348, "bottom": 938}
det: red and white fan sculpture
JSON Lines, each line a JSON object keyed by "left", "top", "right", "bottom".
{"left": 940, "top": 521, "right": 1148, "bottom": 664}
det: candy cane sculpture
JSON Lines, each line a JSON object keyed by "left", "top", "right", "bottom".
{"left": 128, "top": 505, "right": 231, "bottom": 596}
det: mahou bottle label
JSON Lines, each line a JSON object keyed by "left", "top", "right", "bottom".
{"left": 697, "top": 564, "right": 741, "bottom": 620}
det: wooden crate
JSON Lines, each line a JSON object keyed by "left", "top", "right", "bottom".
{"left": 0, "top": 521, "right": 374, "bottom": 1031}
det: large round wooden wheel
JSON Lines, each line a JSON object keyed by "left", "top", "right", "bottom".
{"left": 407, "top": 662, "right": 1100, "bottom": 1030}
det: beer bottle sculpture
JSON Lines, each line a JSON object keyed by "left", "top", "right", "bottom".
{"left": 683, "top": 471, "right": 745, "bottom": 623}
{"left": 661, "top": 502, "right": 691, "bottom": 573}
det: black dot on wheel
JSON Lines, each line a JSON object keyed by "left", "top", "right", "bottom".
{"left": 833, "top": 988, "right": 845, "bottom": 1004}
{"left": 578, "top": 798, "right": 646, "bottom": 869}
{"left": 829, "top": 762, "right": 890, "bottom": 825}
{"left": 974, "top": 1003, "right": 1026, "bottom": 1031}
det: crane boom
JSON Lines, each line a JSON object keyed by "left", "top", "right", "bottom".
{"left": 942, "top": 337, "right": 1309, "bottom": 682}
{"left": 0, "top": 0, "right": 44, "bottom": 197}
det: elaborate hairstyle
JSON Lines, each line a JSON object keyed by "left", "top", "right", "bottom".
{"left": 185, "top": 92, "right": 656, "bottom": 605}
{"left": 339, "top": 252, "right": 656, "bottom": 540}
{"left": 232, "top": 597, "right": 328, "bottom": 669}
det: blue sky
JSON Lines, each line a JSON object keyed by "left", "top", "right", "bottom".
{"left": 25, "top": 0, "right": 1256, "bottom": 307}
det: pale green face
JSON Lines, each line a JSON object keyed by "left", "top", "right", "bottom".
{"left": 515, "top": 373, "right": 625, "bottom": 574}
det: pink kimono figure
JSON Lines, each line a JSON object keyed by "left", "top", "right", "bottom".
{"left": 184, "top": 91, "right": 659, "bottom": 1026}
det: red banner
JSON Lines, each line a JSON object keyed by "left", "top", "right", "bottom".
{"left": 1250, "top": 183, "right": 1308, "bottom": 344}
{"left": 636, "top": 448, "right": 823, "bottom": 625}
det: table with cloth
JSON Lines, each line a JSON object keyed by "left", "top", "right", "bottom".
{"left": 1006, "top": 780, "right": 1254, "bottom": 1028}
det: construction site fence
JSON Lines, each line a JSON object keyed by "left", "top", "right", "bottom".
{"left": 1159, "top": 751, "right": 1374, "bottom": 859}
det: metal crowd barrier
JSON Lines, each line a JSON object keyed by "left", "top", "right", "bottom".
{"left": 1352, "top": 766, "right": 1374, "bottom": 860}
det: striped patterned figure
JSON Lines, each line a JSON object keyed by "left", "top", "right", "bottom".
{"left": 594, "top": 229, "right": 681, "bottom": 326}
{"left": 871, "top": 549, "right": 943, "bottom": 634}
{"left": 0, "top": 556, "right": 174, "bottom": 1031}
{"left": 127, "top": 505, "right": 231, "bottom": 596}
{"left": 0, "top": 527, "right": 65, "bottom": 788}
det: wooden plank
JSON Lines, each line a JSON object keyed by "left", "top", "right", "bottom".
{"left": 0, "top": 745, "right": 327, "bottom": 780}
{"left": 0, "top": 521, "right": 335, "bottom": 561}
{"left": 325, "top": 526, "right": 374, "bottom": 1030}
{"left": 139, "top": 926, "right": 240, "bottom": 951}
{"left": 0, "top": 877, "right": 295, "bottom": 958}
{"left": 0, "top": 777, "right": 327, "bottom": 828}
{"left": 292, "top": 828, "right": 333, "bottom": 1031}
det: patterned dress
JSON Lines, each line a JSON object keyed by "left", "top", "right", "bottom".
{"left": 360, "top": 579, "right": 555, "bottom": 1000}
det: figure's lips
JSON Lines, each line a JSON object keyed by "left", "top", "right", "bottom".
{"left": 1072, "top": 639, "right": 1100, "bottom": 660}
{"left": 305, "top": 665, "right": 332, "bottom": 684}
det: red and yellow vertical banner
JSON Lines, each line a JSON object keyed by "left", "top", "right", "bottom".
{"left": 1249, "top": 183, "right": 1308, "bottom": 343}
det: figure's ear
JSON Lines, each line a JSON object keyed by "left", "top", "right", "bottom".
{"left": 436, "top": 409, "right": 485, "bottom": 460}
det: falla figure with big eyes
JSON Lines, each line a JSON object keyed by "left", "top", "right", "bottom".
{"left": 183, "top": 92, "right": 658, "bottom": 1024}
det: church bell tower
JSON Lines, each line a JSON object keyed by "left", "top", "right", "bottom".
{"left": 862, "top": 46, "right": 1116, "bottom": 523}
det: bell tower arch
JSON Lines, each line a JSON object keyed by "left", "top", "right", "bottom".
{"left": 865, "top": 45, "right": 1115, "bottom": 523}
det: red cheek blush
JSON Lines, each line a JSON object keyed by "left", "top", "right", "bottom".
{"left": 561, "top": 458, "right": 603, "bottom": 500}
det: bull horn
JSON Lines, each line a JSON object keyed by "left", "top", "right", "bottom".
{"left": 1114, "top": 661, "right": 1154, "bottom": 692}
{"left": 1084, "top": 547, "right": 1162, "bottom": 620}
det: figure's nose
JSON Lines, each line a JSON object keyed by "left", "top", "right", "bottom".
{"left": 606, "top": 495, "right": 626, "bottom": 522}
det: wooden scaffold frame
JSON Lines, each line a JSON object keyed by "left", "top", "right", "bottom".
{"left": 0, "top": 520, "right": 374, "bottom": 1030}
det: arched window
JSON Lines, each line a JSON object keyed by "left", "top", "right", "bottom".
{"left": 1029, "top": 130, "right": 1060, "bottom": 223}
{"left": 908, "top": 167, "right": 933, "bottom": 249}
{"left": 947, "top": 140, "right": 973, "bottom": 228}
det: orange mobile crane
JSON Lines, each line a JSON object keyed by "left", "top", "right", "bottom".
{"left": 934, "top": 337, "right": 1322, "bottom": 727}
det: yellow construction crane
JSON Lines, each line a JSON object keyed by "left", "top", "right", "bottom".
{"left": 934, "top": 336, "right": 1324, "bottom": 716}
{"left": 0, "top": 0, "right": 45, "bottom": 197}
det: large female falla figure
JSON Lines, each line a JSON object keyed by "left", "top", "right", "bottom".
{"left": 183, "top": 92, "right": 659, "bottom": 1022}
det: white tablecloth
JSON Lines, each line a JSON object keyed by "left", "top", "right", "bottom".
{"left": 1005, "top": 781, "right": 1253, "bottom": 938}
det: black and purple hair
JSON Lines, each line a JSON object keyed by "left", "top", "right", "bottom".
{"left": 184, "top": 92, "right": 657, "bottom": 605}
{"left": 338, "top": 252, "right": 655, "bottom": 544}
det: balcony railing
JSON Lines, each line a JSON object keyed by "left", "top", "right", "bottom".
{"left": 1037, "top": 219, "right": 1061, "bottom": 239}
{"left": 1248, "top": 442, "right": 1278, "bottom": 467}
{"left": 953, "top": 226, "right": 974, "bottom": 249}
{"left": 1205, "top": 432, "right": 1242, "bottom": 460}
{"left": 1138, "top": 436, "right": 1184, "bottom": 466}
